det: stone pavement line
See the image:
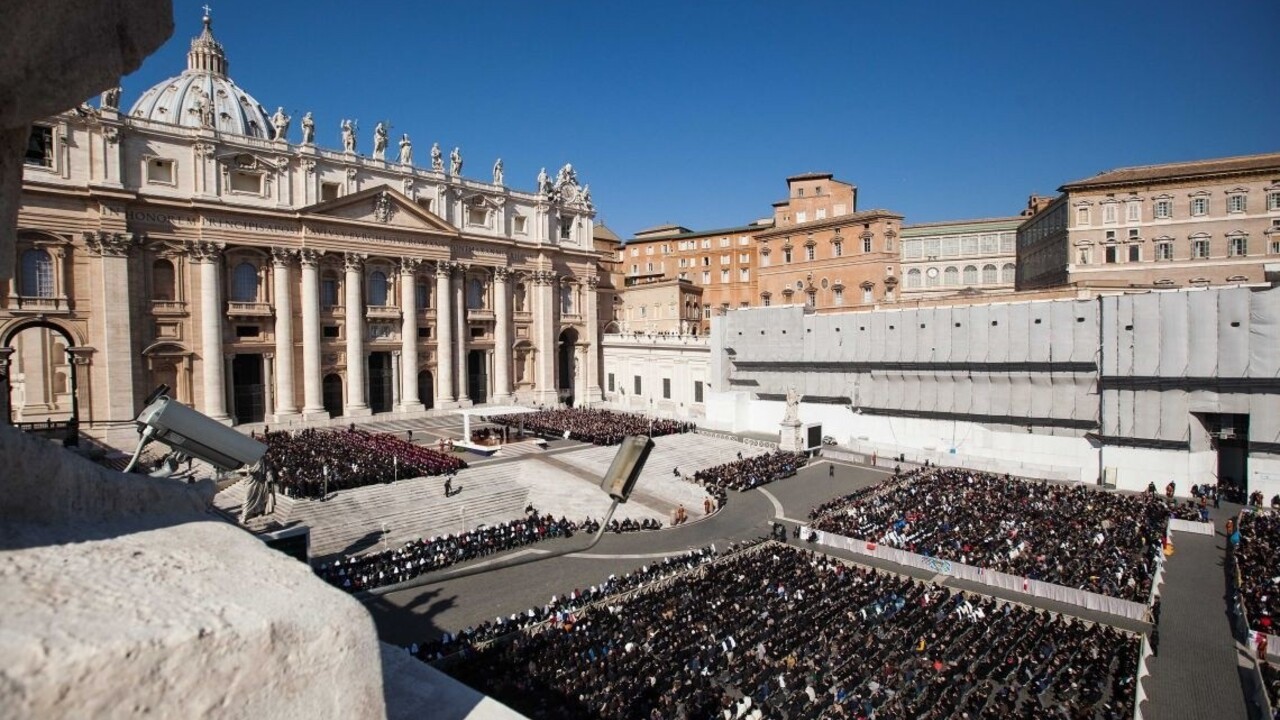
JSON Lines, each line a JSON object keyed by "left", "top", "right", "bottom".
{"left": 756, "top": 487, "right": 787, "bottom": 519}
{"left": 1141, "top": 511, "right": 1250, "bottom": 720}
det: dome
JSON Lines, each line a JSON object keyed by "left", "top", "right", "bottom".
{"left": 127, "top": 12, "right": 275, "bottom": 139}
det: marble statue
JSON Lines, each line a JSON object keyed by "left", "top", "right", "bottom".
{"left": 300, "top": 111, "right": 315, "bottom": 144}
{"left": 192, "top": 88, "right": 214, "bottom": 129}
{"left": 372, "top": 122, "right": 388, "bottom": 160}
{"left": 341, "top": 119, "right": 356, "bottom": 153}
{"left": 398, "top": 134, "right": 413, "bottom": 165}
{"left": 537, "top": 167, "right": 551, "bottom": 196}
{"left": 580, "top": 184, "right": 592, "bottom": 208}
{"left": 783, "top": 386, "right": 800, "bottom": 424}
{"left": 557, "top": 163, "right": 577, "bottom": 187}
{"left": 430, "top": 142, "right": 444, "bottom": 172}
{"left": 100, "top": 86, "right": 122, "bottom": 110}
{"left": 450, "top": 146, "right": 463, "bottom": 175}
{"left": 270, "top": 107, "right": 290, "bottom": 141}
{"left": 493, "top": 158, "right": 504, "bottom": 186}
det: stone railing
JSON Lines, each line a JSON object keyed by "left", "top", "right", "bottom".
{"left": 226, "top": 301, "right": 273, "bottom": 317}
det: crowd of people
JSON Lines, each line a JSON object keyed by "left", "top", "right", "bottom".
{"left": 810, "top": 469, "right": 1173, "bottom": 601}
{"left": 490, "top": 408, "right": 694, "bottom": 446}
{"left": 692, "top": 450, "right": 808, "bottom": 492}
{"left": 261, "top": 428, "right": 466, "bottom": 499}
{"left": 1235, "top": 510, "right": 1280, "bottom": 638}
{"left": 436, "top": 543, "right": 1139, "bottom": 720}
{"left": 317, "top": 508, "right": 663, "bottom": 593}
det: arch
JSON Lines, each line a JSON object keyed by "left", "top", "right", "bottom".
{"left": 603, "top": 320, "right": 622, "bottom": 334}
{"left": 152, "top": 258, "right": 176, "bottom": 300}
{"left": 1001, "top": 263, "right": 1016, "bottom": 284}
{"left": 417, "top": 370, "right": 433, "bottom": 409}
{"left": 368, "top": 270, "right": 389, "bottom": 306}
{"left": 963, "top": 265, "right": 978, "bottom": 285}
{"left": 230, "top": 261, "right": 259, "bottom": 302}
{"left": 467, "top": 275, "right": 487, "bottom": 310}
{"left": 905, "top": 268, "right": 922, "bottom": 289}
{"left": 981, "top": 264, "right": 997, "bottom": 285}
{"left": 322, "top": 373, "right": 343, "bottom": 417}
{"left": 1, "top": 318, "right": 84, "bottom": 429}
{"left": 943, "top": 266, "right": 959, "bottom": 286}
{"left": 19, "top": 248, "right": 54, "bottom": 298}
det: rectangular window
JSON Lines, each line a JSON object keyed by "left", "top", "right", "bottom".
{"left": 719, "top": 237, "right": 730, "bottom": 247}
{"left": 805, "top": 246, "right": 816, "bottom": 261}
{"left": 961, "top": 236, "right": 979, "bottom": 255}
{"left": 323, "top": 324, "right": 340, "bottom": 338}
{"left": 720, "top": 269, "right": 729, "bottom": 282}
{"left": 513, "top": 215, "right": 528, "bottom": 234}
{"left": 739, "top": 236, "right": 750, "bottom": 246}
{"left": 1077, "top": 247, "right": 1091, "bottom": 265}
{"left": 1076, "top": 207, "right": 1090, "bottom": 226}
{"left": 1126, "top": 202, "right": 1141, "bottom": 223}
{"left": 702, "top": 257, "right": 710, "bottom": 266}
{"left": 815, "top": 208, "right": 827, "bottom": 220}
{"left": 1228, "top": 195, "right": 1246, "bottom": 213}
{"left": 833, "top": 241, "right": 843, "bottom": 257}
{"left": 631, "top": 248, "right": 639, "bottom": 257}
{"left": 1156, "top": 243, "right": 1173, "bottom": 261}
{"left": 1191, "top": 197, "right": 1209, "bottom": 216}
{"left": 645, "top": 247, "right": 654, "bottom": 255}
{"left": 321, "top": 278, "right": 339, "bottom": 308}
{"left": 1128, "top": 229, "right": 1140, "bottom": 241}
{"left": 738, "top": 253, "right": 749, "bottom": 263}
{"left": 1154, "top": 199, "right": 1172, "bottom": 219}
{"left": 1229, "top": 236, "right": 1247, "bottom": 257}
{"left": 235, "top": 325, "right": 260, "bottom": 338}
{"left": 467, "top": 207, "right": 489, "bottom": 227}
{"left": 1105, "top": 246, "right": 1117, "bottom": 264}
{"left": 320, "top": 181, "right": 341, "bottom": 202}
{"left": 1103, "top": 204, "right": 1117, "bottom": 224}
{"left": 1128, "top": 245, "right": 1140, "bottom": 262}
{"left": 417, "top": 327, "right": 430, "bottom": 338}
{"left": 862, "top": 237, "right": 872, "bottom": 253}
{"left": 607, "top": 373, "right": 615, "bottom": 392}
{"left": 25, "top": 125, "right": 53, "bottom": 168}
{"left": 701, "top": 271, "right": 711, "bottom": 283}
{"left": 720, "top": 254, "right": 730, "bottom": 264}
{"left": 762, "top": 296, "right": 771, "bottom": 307}
{"left": 796, "top": 211, "right": 807, "bottom": 223}
{"left": 646, "top": 262, "right": 654, "bottom": 273}
{"left": 783, "top": 249, "right": 792, "bottom": 264}
{"left": 230, "top": 171, "right": 263, "bottom": 194}
{"left": 740, "top": 268, "right": 749, "bottom": 281}
{"left": 633, "top": 376, "right": 642, "bottom": 395}
{"left": 761, "top": 253, "right": 771, "bottom": 267}
{"left": 146, "top": 158, "right": 175, "bottom": 185}
{"left": 1192, "top": 238, "right": 1210, "bottom": 258}
{"left": 739, "top": 302, "right": 749, "bottom": 309}
{"left": 1271, "top": 239, "right": 1280, "bottom": 255}
{"left": 903, "top": 240, "right": 923, "bottom": 259}
{"left": 630, "top": 264, "right": 638, "bottom": 275}
{"left": 662, "top": 378, "right": 671, "bottom": 400}
{"left": 694, "top": 381, "right": 704, "bottom": 404}
{"left": 834, "top": 288, "right": 844, "bottom": 305}
{"left": 862, "top": 286, "right": 872, "bottom": 303}
{"left": 1269, "top": 192, "right": 1280, "bottom": 211}
{"left": 701, "top": 239, "right": 711, "bottom": 249}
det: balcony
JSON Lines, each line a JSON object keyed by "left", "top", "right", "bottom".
{"left": 150, "top": 300, "right": 187, "bottom": 316}
{"left": 226, "top": 301, "right": 273, "bottom": 318}
{"left": 513, "top": 310, "right": 532, "bottom": 322}
{"left": 366, "top": 305, "right": 402, "bottom": 320}
{"left": 466, "top": 308, "right": 494, "bottom": 322}
{"left": 9, "top": 296, "right": 71, "bottom": 315}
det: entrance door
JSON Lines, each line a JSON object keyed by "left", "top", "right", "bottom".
{"left": 322, "top": 373, "right": 343, "bottom": 417}
{"left": 418, "top": 370, "right": 433, "bottom": 409}
{"left": 1205, "top": 413, "right": 1250, "bottom": 499}
{"left": 467, "top": 350, "right": 488, "bottom": 404}
{"left": 231, "top": 354, "right": 264, "bottom": 425}
{"left": 367, "top": 352, "right": 392, "bottom": 413}
{"left": 557, "top": 328, "right": 578, "bottom": 407}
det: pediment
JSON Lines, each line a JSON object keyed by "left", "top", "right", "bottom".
{"left": 300, "top": 185, "right": 458, "bottom": 236}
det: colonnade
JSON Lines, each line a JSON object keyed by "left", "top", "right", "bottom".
{"left": 190, "top": 246, "right": 600, "bottom": 424}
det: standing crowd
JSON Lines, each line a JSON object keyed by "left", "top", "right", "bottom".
{"left": 490, "top": 408, "right": 694, "bottom": 446}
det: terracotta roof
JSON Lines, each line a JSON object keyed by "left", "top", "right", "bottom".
{"left": 634, "top": 223, "right": 691, "bottom": 237}
{"left": 1062, "top": 152, "right": 1280, "bottom": 190}
{"left": 786, "top": 172, "right": 834, "bottom": 182}
{"left": 754, "top": 208, "right": 903, "bottom": 238}
{"left": 593, "top": 223, "right": 621, "bottom": 242}
{"left": 624, "top": 222, "right": 764, "bottom": 244}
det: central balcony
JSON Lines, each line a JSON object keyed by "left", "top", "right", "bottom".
{"left": 466, "top": 308, "right": 495, "bottom": 322}
{"left": 366, "top": 305, "right": 402, "bottom": 320}
{"left": 226, "top": 301, "right": 273, "bottom": 318}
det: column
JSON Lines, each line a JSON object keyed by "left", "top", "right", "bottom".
{"left": 271, "top": 248, "right": 298, "bottom": 418}
{"left": 435, "top": 262, "right": 455, "bottom": 404}
{"left": 262, "top": 353, "right": 275, "bottom": 419}
{"left": 532, "top": 270, "right": 558, "bottom": 405}
{"left": 570, "top": 280, "right": 587, "bottom": 404}
{"left": 584, "top": 276, "right": 602, "bottom": 403}
{"left": 398, "top": 258, "right": 424, "bottom": 411}
{"left": 454, "top": 267, "right": 470, "bottom": 404}
{"left": 391, "top": 350, "right": 401, "bottom": 409}
{"left": 298, "top": 250, "right": 326, "bottom": 418}
{"left": 192, "top": 241, "right": 229, "bottom": 421}
{"left": 492, "top": 267, "right": 512, "bottom": 403}
{"left": 82, "top": 232, "right": 141, "bottom": 423}
{"left": 344, "top": 252, "right": 370, "bottom": 416}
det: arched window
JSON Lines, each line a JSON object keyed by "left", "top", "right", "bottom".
{"left": 415, "top": 281, "right": 430, "bottom": 310}
{"left": 230, "top": 262, "right": 258, "bottom": 302}
{"left": 367, "top": 270, "right": 388, "bottom": 306}
{"left": 560, "top": 285, "right": 575, "bottom": 314}
{"left": 982, "top": 264, "right": 997, "bottom": 285}
{"left": 1001, "top": 263, "right": 1016, "bottom": 284}
{"left": 514, "top": 283, "right": 527, "bottom": 312}
{"left": 152, "top": 259, "right": 175, "bottom": 300}
{"left": 20, "top": 248, "right": 54, "bottom": 297}
{"left": 905, "top": 268, "right": 922, "bottom": 289}
{"left": 943, "top": 266, "right": 959, "bottom": 286}
{"left": 467, "top": 277, "right": 485, "bottom": 309}
{"left": 963, "top": 265, "right": 978, "bottom": 286}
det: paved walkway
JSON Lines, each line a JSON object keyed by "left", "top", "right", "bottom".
{"left": 1142, "top": 504, "right": 1254, "bottom": 720}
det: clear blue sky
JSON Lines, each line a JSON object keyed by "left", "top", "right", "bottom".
{"left": 122, "top": 0, "right": 1280, "bottom": 239}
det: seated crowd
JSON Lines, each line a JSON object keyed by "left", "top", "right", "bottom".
{"left": 810, "top": 469, "right": 1173, "bottom": 601}
{"left": 262, "top": 428, "right": 466, "bottom": 500}
{"left": 438, "top": 544, "right": 1139, "bottom": 720}
{"left": 490, "top": 408, "right": 694, "bottom": 446}
{"left": 317, "top": 508, "right": 662, "bottom": 593}
{"left": 692, "top": 450, "right": 808, "bottom": 492}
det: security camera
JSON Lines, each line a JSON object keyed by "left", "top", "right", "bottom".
{"left": 129, "top": 394, "right": 266, "bottom": 473}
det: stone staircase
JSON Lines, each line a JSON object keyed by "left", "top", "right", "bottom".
{"left": 215, "top": 465, "right": 530, "bottom": 561}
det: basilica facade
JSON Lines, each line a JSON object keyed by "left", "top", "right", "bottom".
{"left": 2, "top": 14, "right": 602, "bottom": 438}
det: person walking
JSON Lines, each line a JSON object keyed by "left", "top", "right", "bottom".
{"left": 828, "top": 464, "right": 835, "bottom": 479}
{"left": 444, "top": 475, "right": 453, "bottom": 497}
